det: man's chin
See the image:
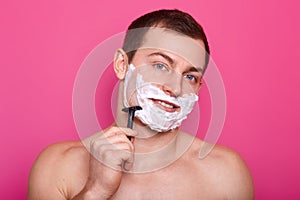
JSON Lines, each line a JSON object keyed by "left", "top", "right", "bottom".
{"left": 134, "top": 116, "right": 181, "bottom": 138}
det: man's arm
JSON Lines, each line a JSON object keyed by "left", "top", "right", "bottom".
{"left": 218, "top": 147, "right": 254, "bottom": 199}
{"left": 28, "top": 143, "right": 73, "bottom": 200}
{"left": 28, "top": 127, "right": 137, "bottom": 200}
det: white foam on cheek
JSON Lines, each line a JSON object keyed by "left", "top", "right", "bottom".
{"left": 135, "top": 73, "right": 198, "bottom": 132}
{"left": 123, "top": 64, "right": 136, "bottom": 107}
{"left": 123, "top": 64, "right": 198, "bottom": 132}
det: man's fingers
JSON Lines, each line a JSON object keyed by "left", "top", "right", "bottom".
{"left": 91, "top": 140, "right": 133, "bottom": 163}
{"left": 118, "top": 127, "right": 138, "bottom": 137}
{"left": 97, "top": 143, "right": 134, "bottom": 170}
{"left": 89, "top": 126, "right": 136, "bottom": 171}
{"left": 103, "top": 127, "right": 137, "bottom": 138}
{"left": 106, "top": 134, "right": 134, "bottom": 151}
{"left": 120, "top": 151, "right": 134, "bottom": 171}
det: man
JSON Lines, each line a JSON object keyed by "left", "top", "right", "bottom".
{"left": 28, "top": 9, "right": 254, "bottom": 199}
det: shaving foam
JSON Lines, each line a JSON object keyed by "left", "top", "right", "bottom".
{"left": 123, "top": 64, "right": 198, "bottom": 132}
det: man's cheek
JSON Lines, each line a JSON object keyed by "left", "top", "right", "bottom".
{"left": 127, "top": 91, "right": 139, "bottom": 107}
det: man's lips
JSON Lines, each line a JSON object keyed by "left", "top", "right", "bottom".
{"left": 149, "top": 98, "right": 180, "bottom": 112}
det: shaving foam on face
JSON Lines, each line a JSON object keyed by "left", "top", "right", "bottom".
{"left": 123, "top": 64, "right": 198, "bottom": 132}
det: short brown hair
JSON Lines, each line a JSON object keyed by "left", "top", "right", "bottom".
{"left": 123, "top": 9, "right": 210, "bottom": 71}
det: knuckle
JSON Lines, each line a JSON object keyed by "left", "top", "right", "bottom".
{"left": 90, "top": 137, "right": 104, "bottom": 146}
{"left": 109, "top": 126, "right": 119, "bottom": 133}
{"left": 91, "top": 142, "right": 112, "bottom": 159}
{"left": 101, "top": 149, "right": 114, "bottom": 161}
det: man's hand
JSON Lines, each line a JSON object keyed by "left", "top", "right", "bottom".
{"left": 72, "top": 127, "right": 137, "bottom": 200}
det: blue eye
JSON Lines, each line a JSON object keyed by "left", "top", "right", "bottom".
{"left": 185, "top": 74, "right": 194, "bottom": 80}
{"left": 185, "top": 74, "right": 197, "bottom": 82}
{"left": 154, "top": 63, "right": 167, "bottom": 71}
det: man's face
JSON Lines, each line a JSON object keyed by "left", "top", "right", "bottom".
{"left": 124, "top": 28, "right": 206, "bottom": 109}
{"left": 122, "top": 28, "right": 206, "bottom": 132}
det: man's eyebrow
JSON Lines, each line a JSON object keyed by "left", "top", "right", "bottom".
{"left": 148, "top": 52, "right": 174, "bottom": 64}
{"left": 148, "top": 51, "right": 204, "bottom": 74}
{"left": 186, "top": 66, "right": 204, "bottom": 75}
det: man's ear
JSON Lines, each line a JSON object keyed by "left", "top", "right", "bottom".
{"left": 114, "top": 48, "right": 128, "bottom": 80}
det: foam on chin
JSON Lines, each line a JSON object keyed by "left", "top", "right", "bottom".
{"left": 123, "top": 64, "right": 198, "bottom": 132}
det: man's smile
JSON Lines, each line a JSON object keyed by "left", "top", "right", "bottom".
{"left": 149, "top": 98, "right": 180, "bottom": 112}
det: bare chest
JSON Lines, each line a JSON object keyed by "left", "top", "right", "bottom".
{"left": 110, "top": 169, "right": 225, "bottom": 200}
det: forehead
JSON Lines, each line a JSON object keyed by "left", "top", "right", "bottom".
{"left": 138, "top": 28, "right": 206, "bottom": 70}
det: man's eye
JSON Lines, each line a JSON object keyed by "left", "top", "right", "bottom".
{"left": 185, "top": 74, "right": 197, "bottom": 82}
{"left": 154, "top": 63, "right": 167, "bottom": 71}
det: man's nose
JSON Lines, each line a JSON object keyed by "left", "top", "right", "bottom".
{"left": 162, "top": 74, "right": 182, "bottom": 97}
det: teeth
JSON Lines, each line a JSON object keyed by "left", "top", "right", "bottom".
{"left": 158, "top": 100, "right": 174, "bottom": 109}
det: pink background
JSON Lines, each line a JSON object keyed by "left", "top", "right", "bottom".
{"left": 1, "top": 0, "right": 299, "bottom": 199}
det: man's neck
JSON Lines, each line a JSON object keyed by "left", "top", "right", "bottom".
{"left": 129, "top": 119, "right": 179, "bottom": 153}
{"left": 129, "top": 122, "right": 180, "bottom": 173}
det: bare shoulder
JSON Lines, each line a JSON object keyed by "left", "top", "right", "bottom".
{"left": 187, "top": 138, "right": 254, "bottom": 199}
{"left": 28, "top": 141, "right": 90, "bottom": 200}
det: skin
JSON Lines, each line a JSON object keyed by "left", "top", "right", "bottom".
{"left": 28, "top": 31, "right": 254, "bottom": 200}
